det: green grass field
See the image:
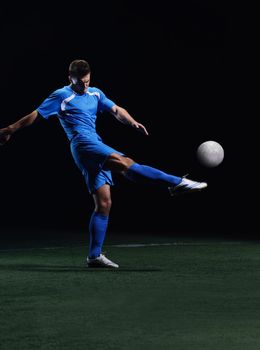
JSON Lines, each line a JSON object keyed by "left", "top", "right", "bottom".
{"left": 1, "top": 234, "right": 260, "bottom": 350}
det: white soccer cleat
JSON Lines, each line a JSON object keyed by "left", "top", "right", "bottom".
{"left": 87, "top": 254, "right": 119, "bottom": 268}
{"left": 168, "top": 176, "right": 207, "bottom": 197}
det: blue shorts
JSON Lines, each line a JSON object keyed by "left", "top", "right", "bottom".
{"left": 70, "top": 133, "right": 124, "bottom": 194}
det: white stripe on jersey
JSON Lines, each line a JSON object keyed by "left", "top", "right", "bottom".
{"left": 87, "top": 91, "right": 100, "bottom": 99}
{"left": 61, "top": 93, "right": 76, "bottom": 111}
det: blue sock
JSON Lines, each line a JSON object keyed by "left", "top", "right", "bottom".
{"left": 125, "top": 163, "right": 182, "bottom": 187}
{"left": 89, "top": 212, "right": 109, "bottom": 259}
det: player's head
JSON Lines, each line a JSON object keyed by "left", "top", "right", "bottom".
{"left": 68, "top": 59, "right": 91, "bottom": 94}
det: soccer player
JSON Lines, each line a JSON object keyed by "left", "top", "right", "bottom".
{"left": 0, "top": 59, "right": 207, "bottom": 268}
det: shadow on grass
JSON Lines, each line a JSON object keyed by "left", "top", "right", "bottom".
{"left": 0, "top": 264, "right": 163, "bottom": 272}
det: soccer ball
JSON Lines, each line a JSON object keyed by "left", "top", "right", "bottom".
{"left": 196, "top": 141, "right": 224, "bottom": 168}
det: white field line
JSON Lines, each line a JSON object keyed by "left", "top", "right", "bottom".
{"left": 0, "top": 241, "right": 244, "bottom": 252}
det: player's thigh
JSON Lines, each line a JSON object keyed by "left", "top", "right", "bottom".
{"left": 104, "top": 153, "right": 135, "bottom": 173}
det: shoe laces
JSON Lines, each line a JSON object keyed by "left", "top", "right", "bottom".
{"left": 99, "top": 254, "right": 111, "bottom": 264}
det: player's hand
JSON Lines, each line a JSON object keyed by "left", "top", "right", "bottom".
{"left": 132, "top": 122, "right": 149, "bottom": 136}
{"left": 0, "top": 127, "right": 12, "bottom": 145}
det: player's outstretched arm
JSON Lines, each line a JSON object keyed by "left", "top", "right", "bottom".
{"left": 110, "top": 105, "right": 149, "bottom": 136}
{"left": 0, "top": 110, "right": 40, "bottom": 145}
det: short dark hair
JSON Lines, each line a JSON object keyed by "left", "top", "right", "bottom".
{"left": 69, "top": 60, "right": 91, "bottom": 78}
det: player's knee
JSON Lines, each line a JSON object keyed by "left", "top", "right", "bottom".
{"left": 119, "top": 156, "right": 135, "bottom": 172}
{"left": 97, "top": 198, "right": 112, "bottom": 213}
{"left": 105, "top": 153, "right": 135, "bottom": 173}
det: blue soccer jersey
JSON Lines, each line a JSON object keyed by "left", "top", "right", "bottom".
{"left": 37, "top": 85, "right": 116, "bottom": 141}
{"left": 36, "top": 85, "right": 124, "bottom": 194}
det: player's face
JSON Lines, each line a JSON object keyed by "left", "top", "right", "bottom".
{"left": 69, "top": 73, "right": 91, "bottom": 94}
{"left": 80, "top": 73, "right": 91, "bottom": 93}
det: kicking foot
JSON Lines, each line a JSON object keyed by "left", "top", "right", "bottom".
{"left": 86, "top": 254, "right": 119, "bottom": 268}
{"left": 168, "top": 176, "right": 207, "bottom": 197}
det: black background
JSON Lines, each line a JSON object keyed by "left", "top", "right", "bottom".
{"left": 0, "top": 1, "right": 256, "bottom": 239}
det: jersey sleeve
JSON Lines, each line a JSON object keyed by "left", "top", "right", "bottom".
{"left": 36, "top": 90, "right": 63, "bottom": 119}
{"left": 96, "top": 88, "right": 116, "bottom": 113}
